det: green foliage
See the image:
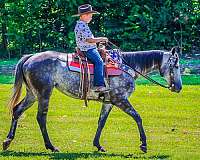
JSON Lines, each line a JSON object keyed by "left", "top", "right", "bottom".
{"left": 0, "top": 75, "right": 13, "bottom": 84}
{"left": 0, "top": 85, "right": 200, "bottom": 159}
{"left": 0, "top": 0, "right": 199, "bottom": 58}
{"left": 0, "top": 58, "right": 18, "bottom": 65}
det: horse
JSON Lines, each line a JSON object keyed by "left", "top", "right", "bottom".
{"left": 3, "top": 47, "right": 182, "bottom": 153}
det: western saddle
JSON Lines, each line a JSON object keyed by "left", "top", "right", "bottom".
{"left": 72, "top": 45, "right": 118, "bottom": 106}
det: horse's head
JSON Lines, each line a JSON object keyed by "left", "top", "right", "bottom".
{"left": 160, "top": 47, "right": 182, "bottom": 93}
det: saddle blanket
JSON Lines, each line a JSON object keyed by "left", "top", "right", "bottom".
{"left": 67, "top": 54, "right": 123, "bottom": 76}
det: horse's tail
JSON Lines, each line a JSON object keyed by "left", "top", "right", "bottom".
{"left": 8, "top": 54, "right": 32, "bottom": 113}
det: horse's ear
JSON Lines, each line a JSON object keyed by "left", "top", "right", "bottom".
{"left": 171, "top": 47, "right": 176, "bottom": 55}
{"left": 171, "top": 46, "right": 181, "bottom": 55}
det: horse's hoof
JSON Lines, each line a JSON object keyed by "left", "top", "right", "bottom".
{"left": 98, "top": 146, "right": 106, "bottom": 152}
{"left": 140, "top": 144, "right": 147, "bottom": 153}
{"left": 2, "top": 139, "right": 12, "bottom": 151}
{"left": 52, "top": 147, "right": 60, "bottom": 152}
{"left": 46, "top": 146, "right": 60, "bottom": 152}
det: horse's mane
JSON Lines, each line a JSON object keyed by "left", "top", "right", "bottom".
{"left": 121, "top": 50, "right": 164, "bottom": 72}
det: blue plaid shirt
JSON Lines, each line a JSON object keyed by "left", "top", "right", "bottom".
{"left": 74, "top": 20, "right": 97, "bottom": 51}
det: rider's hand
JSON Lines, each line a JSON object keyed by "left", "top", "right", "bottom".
{"left": 100, "top": 37, "right": 108, "bottom": 43}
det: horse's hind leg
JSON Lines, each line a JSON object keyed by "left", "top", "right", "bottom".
{"left": 3, "top": 90, "right": 36, "bottom": 150}
{"left": 93, "top": 103, "right": 113, "bottom": 152}
{"left": 36, "top": 87, "right": 59, "bottom": 152}
{"left": 114, "top": 99, "right": 147, "bottom": 153}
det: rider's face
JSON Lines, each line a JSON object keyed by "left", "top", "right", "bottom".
{"left": 80, "top": 13, "right": 93, "bottom": 23}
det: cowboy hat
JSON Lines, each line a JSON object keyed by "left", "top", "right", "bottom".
{"left": 72, "top": 4, "right": 100, "bottom": 17}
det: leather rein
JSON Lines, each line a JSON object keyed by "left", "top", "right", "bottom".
{"left": 107, "top": 41, "right": 178, "bottom": 90}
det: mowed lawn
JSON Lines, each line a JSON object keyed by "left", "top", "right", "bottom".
{"left": 0, "top": 85, "right": 199, "bottom": 160}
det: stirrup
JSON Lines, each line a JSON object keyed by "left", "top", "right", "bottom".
{"left": 93, "top": 86, "right": 110, "bottom": 93}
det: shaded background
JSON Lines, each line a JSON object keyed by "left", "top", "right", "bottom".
{"left": 0, "top": 0, "right": 199, "bottom": 57}
{"left": 0, "top": 0, "right": 199, "bottom": 84}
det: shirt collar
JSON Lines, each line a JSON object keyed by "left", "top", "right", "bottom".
{"left": 78, "top": 20, "right": 88, "bottom": 25}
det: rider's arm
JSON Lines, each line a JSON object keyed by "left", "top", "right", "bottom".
{"left": 86, "top": 37, "right": 108, "bottom": 44}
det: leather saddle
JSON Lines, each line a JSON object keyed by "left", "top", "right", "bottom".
{"left": 67, "top": 47, "right": 122, "bottom": 106}
{"left": 71, "top": 47, "right": 122, "bottom": 75}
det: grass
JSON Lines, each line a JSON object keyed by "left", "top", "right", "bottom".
{"left": 136, "top": 74, "right": 200, "bottom": 85}
{"left": 1, "top": 74, "right": 200, "bottom": 85}
{"left": 0, "top": 58, "right": 200, "bottom": 85}
{"left": 0, "top": 85, "right": 199, "bottom": 159}
{"left": 180, "top": 58, "right": 200, "bottom": 65}
{"left": 0, "top": 59, "right": 18, "bottom": 66}
{"left": 0, "top": 75, "right": 14, "bottom": 84}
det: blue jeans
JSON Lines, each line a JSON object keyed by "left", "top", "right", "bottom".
{"left": 86, "top": 48, "right": 105, "bottom": 87}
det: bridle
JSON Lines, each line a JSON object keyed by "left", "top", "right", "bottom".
{"left": 162, "top": 53, "right": 179, "bottom": 90}
{"left": 107, "top": 41, "right": 179, "bottom": 90}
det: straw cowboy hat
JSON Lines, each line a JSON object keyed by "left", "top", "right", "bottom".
{"left": 72, "top": 4, "right": 100, "bottom": 17}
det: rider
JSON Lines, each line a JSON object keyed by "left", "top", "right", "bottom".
{"left": 73, "top": 4, "right": 108, "bottom": 92}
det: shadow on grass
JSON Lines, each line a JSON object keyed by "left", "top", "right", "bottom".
{"left": 0, "top": 150, "right": 170, "bottom": 159}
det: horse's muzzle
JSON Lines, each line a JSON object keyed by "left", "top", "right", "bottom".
{"left": 170, "top": 83, "right": 182, "bottom": 93}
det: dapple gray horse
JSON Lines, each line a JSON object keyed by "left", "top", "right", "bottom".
{"left": 3, "top": 47, "right": 182, "bottom": 153}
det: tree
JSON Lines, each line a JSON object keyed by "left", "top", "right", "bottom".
{"left": 0, "top": 0, "right": 9, "bottom": 58}
{"left": 0, "top": 0, "right": 199, "bottom": 58}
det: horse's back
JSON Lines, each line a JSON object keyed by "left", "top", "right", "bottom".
{"left": 19, "top": 50, "right": 135, "bottom": 100}
{"left": 21, "top": 51, "right": 68, "bottom": 89}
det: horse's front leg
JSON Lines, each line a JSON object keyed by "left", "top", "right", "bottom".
{"left": 93, "top": 103, "right": 113, "bottom": 152}
{"left": 37, "top": 87, "right": 59, "bottom": 152}
{"left": 114, "top": 98, "right": 147, "bottom": 153}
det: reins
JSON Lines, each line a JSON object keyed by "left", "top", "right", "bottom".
{"left": 107, "top": 41, "right": 170, "bottom": 89}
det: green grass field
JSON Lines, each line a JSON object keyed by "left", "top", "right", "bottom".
{"left": 0, "top": 85, "right": 199, "bottom": 159}
{"left": 1, "top": 74, "right": 200, "bottom": 85}
{"left": 1, "top": 57, "right": 200, "bottom": 85}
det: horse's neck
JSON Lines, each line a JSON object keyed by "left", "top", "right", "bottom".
{"left": 122, "top": 50, "right": 164, "bottom": 74}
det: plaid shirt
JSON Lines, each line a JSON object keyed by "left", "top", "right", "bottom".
{"left": 74, "top": 20, "right": 96, "bottom": 51}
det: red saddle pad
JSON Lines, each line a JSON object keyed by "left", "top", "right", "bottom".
{"left": 67, "top": 54, "right": 122, "bottom": 76}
